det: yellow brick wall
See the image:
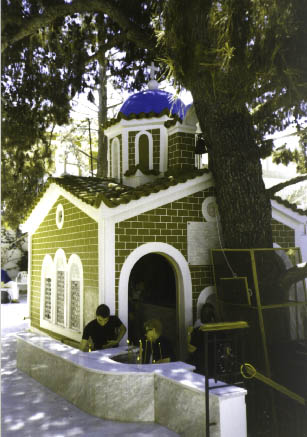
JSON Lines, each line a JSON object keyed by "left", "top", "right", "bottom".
{"left": 31, "top": 196, "right": 99, "bottom": 338}
{"left": 115, "top": 188, "right": 215, "bottom": 320}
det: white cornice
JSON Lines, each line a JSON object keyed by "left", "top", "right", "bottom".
{"left": 168, "top": 123, "right": 197, "bottom": 136}
{"left": 22, "top": 184, "right": 99, "bottom": 234}
{"left": 104, "top": 116, "right": 171, "bottom": 137}
{"left": 104, "top": 126, "right": 122, "bottom": 139}
{"left": 99, "top": 172, "right": 214, "bottom": 223}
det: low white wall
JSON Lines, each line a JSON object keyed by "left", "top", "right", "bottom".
{"left": 16, "top": 332, "right": 247, "bottom": 437}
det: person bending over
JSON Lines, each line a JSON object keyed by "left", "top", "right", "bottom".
{"left": 141, "top": 319, "right": 174, "bottom": 364}
{"left": 80, "top": 304, "right": 126, "bottom": 352}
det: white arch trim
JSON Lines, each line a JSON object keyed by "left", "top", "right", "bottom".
{"left": 40, "top": 254, "right": 55, "bottom": 324}
{"left": 118, "top": 242, "right": 193, "bottom": 351}
{"left": 135, "top": 130, "right": 153, "bottom": 169}
{"left": 111, "top": 137, "right": 120, "bottom": 180}
{"left": 195, "top": 286, "right": 217, "bottom": 325}
{"left": 67, "top": 253, "right": 84, "bottom": 332}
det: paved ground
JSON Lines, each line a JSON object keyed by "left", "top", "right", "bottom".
{"left": 1, "top": 295, "right": 180, "bottom": 437}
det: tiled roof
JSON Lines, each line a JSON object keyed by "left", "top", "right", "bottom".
{"left": 24, "top": 170, "right": 209, "bottom": 221}
{"left": 119, "top": 89, "right": 187, "bottom": 119}
{"left": 24, "top": 173, "right": 307, "bottom": 224}
{"left": 272, "top": 195, "right": 307, "bottom": 216}
{"left": 105, "top": 109, "right": 183, "bottom": 128}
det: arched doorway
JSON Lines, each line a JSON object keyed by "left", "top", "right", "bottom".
{"left": 128, "top": 253, "right": 177, "bottom": 355}
{"left": 118, "top": 242, "right": 193, "bottom": 360}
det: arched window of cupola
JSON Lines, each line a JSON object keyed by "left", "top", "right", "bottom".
{"left": 135, "top": 131, "right": 153, "bottom": 171}
{"left": 111, "top": 137, "right": 120, "bottom": 180}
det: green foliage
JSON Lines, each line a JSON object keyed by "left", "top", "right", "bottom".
{"left": 1, "top": 139, "right": 55, "bottom": 229}
{"left": 1, "top": 0, "right": 166, "bottom": 228}
{"left": 273, "top": 130, "right": 307, "bottom": 174}
{"left": 285, "top": 183, "right": 307, "bottom": 209}
{"left": 160, "top": 0, "right": 307, "bottom": 140}
{"left": 2, "top": 0, "right": 307, "bottom": 245}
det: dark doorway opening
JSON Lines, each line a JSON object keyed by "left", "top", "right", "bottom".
{"left": 128, "top": 253, "right": 177, "bottom": 357}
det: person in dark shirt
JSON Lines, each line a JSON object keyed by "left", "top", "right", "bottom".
{"left": 80, "top": 304, "right": 126, "bottom": 352}
{"left": 187, "top": 303, "right": 217, "bottom": 375}
{"left": 141, "top": 319, "right": 174, "bottom": 364}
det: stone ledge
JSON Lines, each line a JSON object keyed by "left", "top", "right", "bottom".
{"left": 16, "top": 331, "right": 247, "bottom": 437}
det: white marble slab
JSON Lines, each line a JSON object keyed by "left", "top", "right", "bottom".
{"left": 16, "top": 332, "right": 247, "bottom": 437}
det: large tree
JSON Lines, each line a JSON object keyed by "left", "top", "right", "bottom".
{"left": 2, "top": 0, "right": 306, "bottom": 243}
{"left": 1, "top": 0, "right": 165, "bottom": 227}
{"left": 3, "top": 2, "right": 307, "bottom": 433}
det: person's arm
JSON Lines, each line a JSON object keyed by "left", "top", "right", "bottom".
{"left": 80, "top": 324, "right": 92, "bottom": 352}
{"left": 80, "top": 339, "right": 89, "bottom": 352}
{"left": 187, "top": 326, "right": 197, "bottom": 353}
{"left": 155, "top": 357, "right": 170, "bottom": 364}
{"left": 154, "top": 338, "right": 174, "bottom": 363}
{"left": 105, "top": 323, "right": 127, "bottom": 348}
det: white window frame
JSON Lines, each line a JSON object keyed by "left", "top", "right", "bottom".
{"left": 67, "top": 254, "right": 83, "bottom": 333}
{"left": 40, "top": 254, "right": 55, "bottom": 324}
{"left": 111, "top": 137, "right": 120, "bottom": 180}
{"left": 40, "top": 249, "right": 83, "bottom": 342}
{"left": 54, "top": 248, "right": 67, "bottom": 327}
{"left": 135, "top": 130, "right": 153, "bottom": 169}
{"left": 56, "top": 203, "right": 64, "bottom": 229}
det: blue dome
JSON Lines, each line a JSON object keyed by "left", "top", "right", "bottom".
{"left": 119, "top": 89, "right": 187, "bottom": 119}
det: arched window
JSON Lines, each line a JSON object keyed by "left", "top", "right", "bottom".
{"left": 41, "top": 254, "right": 54, "bottom": 322}
{"left": 138, "top": 134, "right": 149, "bottom": 170}
{"left": 135, "top": 131, "right": 153, "bottom": 170}
{"left": 67, "top": 254, "right": 83, "bottom": 331}
{"left": 111, "top": 138, "right": 120, "bottom": 180}
{"left": 54, "top": 249, "right": 67, "bottom": 327}
{"left": 40, "top": 250, "right": 83, "bottom": 341}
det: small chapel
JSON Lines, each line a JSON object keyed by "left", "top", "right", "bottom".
{"left": 22, "top": 70, "right": 307, "bottom": 360}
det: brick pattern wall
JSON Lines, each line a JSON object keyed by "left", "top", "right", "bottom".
{"left": 115, "top": 187, "right": 216, "bottom": 315}
{"left": 128, "top": 131, "right": 136, "bottom": 168}
{"left": 272, "top": 219, "right": 295, "bottom": 248}
{"left": 31, "top": 196, "right": 98, "bottom": 337}
{"left": 168, "top": 132, "right": 195, "bottom": 170}
{"left": 150, "top": 129, "right": 160, "bottom": 171}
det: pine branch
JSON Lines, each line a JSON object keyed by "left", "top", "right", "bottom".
{"left": 2, "top": 0, "right": 155, "bottom": 53}
{"left": 266, "top": 175, "right": 307, "bottom": 196}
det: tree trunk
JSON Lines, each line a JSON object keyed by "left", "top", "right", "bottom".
{"left": 192, "top": 91, "right": 273, "bottom": 249}
{"left": 96, "top": 16, "right": 108, "bottom": 178}
{"left": 96, "top": 58, "right": 108, "bottom": 178}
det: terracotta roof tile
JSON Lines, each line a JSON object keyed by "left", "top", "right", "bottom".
{"left": 24, "top": 170, "right": 209, "bottom": 221}
{"left": 272, "top": 195, "right": 307, "bottom": 216}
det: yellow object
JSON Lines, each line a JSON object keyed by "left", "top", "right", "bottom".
{"left": 240, "top": 363, "right": 305, "bottom": 406}
{"left": 200, "top": 321, "right": 249, "bottom": 332}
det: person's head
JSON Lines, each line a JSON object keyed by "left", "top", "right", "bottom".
{"left": 136, "top": 281, "right": 145, "bottom": 290}
{"left": 144, "top": 319, "right": 162, "bottom": 342}
{"left": 96, "top": 304, "right": 110, "bottom": 326}
{"left": 200, "top": 303, "right": 216, "bottom": 324}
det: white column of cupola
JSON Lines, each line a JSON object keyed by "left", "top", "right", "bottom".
{"left": 122, "top": 127, "right": 129, "bottom": 178}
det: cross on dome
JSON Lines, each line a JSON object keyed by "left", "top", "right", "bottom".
{"left": 148, "top": 62, "right": 159, "bottom": 90}
{"left": 149, "top": 62, "right": 159, "bottom": 80}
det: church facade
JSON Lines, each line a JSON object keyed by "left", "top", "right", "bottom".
{"left": 22, "top": 81, "right": 307, "bottom": 359}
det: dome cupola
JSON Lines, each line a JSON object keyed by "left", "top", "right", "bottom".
{"left": 105, "top": 63, "right": 198, "bottom": 188}
{"left": 119, "top": 89, "right": 187, "bottom": 120}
